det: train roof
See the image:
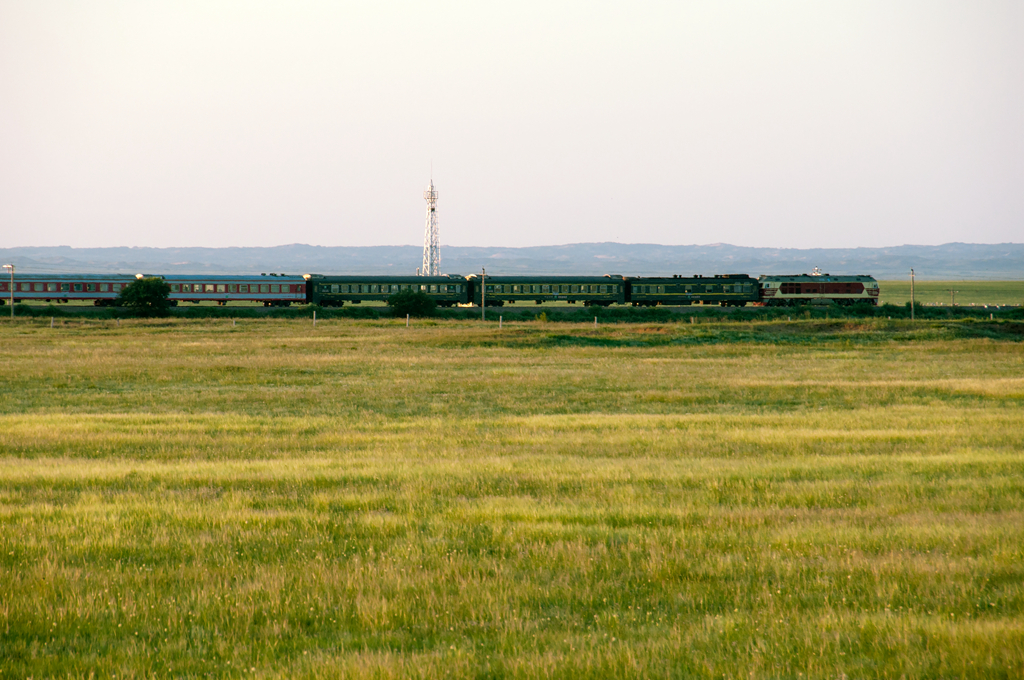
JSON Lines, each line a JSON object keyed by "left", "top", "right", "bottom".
{"left": 11, "top": 273, "right": 139, "bottom": 280}
{"left": 627, "top": 274, "right": 755, "bottom": 281}
{"left": 157, "top": 274, "right": 307, "bottom": 281}
{"left": 758, "top": 274, "right": 876, "bottom": 282}
{"left": 310, "top": 274, "right": 465, "bottom": 282}
{"left": 10, "top": 273, "right": 309, "bottom": 281}
{"left": 466, "top": 275, "right": 624, "bottom": 282}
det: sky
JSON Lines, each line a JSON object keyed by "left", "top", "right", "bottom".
{"left": 1, "top": 1, "right": 1022, "bottom": 250}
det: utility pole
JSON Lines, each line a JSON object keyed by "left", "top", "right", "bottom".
{"left": 2, "top": 264, "right": 12, "bottom": 320}
{"left": 910, "top": 268, "right": 915, "bottom": 320}
{"left": 947, "top": 289, "right": 959, "bottom": 307}
{"left": 481, "top": 267, "right": 486, "bottom": 321}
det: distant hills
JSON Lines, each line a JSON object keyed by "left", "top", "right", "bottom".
{"left": 1, "top": 242, "right": 1022, "bottom": 279}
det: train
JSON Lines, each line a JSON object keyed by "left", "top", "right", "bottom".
{"left": 0, "top": 270, "right": 879, "bottom": 308}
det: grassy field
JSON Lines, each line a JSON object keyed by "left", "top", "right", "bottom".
{"left": 1, "top": 317, "right": 1023, "bottom": 678}
{"left": 878, "top": 280, "right": 1024, "bottom": 307}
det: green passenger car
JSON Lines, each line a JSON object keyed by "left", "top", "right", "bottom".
{"left": 627, "top": 274, "right": 759, "bottom": 307}
{"left": 308, "top": 275, "right": 468, "bottom": 307}
{"left": 468, "top": 276, "right": 626, "bottom": 307}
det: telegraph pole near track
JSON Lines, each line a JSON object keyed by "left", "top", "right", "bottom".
{"left": 481, "top": 267, "right": 486, "bottom": 321}
{"left": 910, "top": 269, "right": 915, "bottom": 320}
{"left": 3, "top": 265, "right": 12, "bottom": 320}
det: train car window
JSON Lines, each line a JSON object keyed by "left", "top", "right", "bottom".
{"left": 202, "top": 284, "right": 212, "bottom": 292}
{"left": 216, "top": 284, "right": 226, "bottom": 293}
{"left": 35, "top": 283, "right": 44, "bottom": 292}
{"left": 258, "top": 284, "right": 268, "bottom": 293}
{"left": 72, "top": 283, "right": 82, "bottom": 292}
{"left": 268, "top": 285, "right": 277, "bottom": 293}
{"left": 47, "top": 283, "right": 56, "bottom": 292}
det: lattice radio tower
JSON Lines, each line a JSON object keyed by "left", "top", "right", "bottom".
{"left": 421, "top": 178, "right": 439, "bottom": 276}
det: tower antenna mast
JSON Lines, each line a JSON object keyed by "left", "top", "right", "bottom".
{"left": 421, "top": 175, "right": 439, "bottom": 276}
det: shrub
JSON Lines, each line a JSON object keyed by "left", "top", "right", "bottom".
{"left": 117, "top": 277, "right": 172, "bottom": 317}
{"left": 387, "top": 289, "right": 436, "bottom": 317}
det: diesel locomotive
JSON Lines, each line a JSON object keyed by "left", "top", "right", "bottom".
{"left": 758, "top": 271, "right": 880, "bottom": 307}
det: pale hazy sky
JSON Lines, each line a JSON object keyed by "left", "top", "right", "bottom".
{"left": 1, "top": 1, "right": 1022, "bottom": 249}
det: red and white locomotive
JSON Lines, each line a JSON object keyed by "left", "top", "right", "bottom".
{"left": 758, "top": 269, "right": 879, "bottom": 307}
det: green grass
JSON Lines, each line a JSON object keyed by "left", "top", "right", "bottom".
{"left": 879, "top": 280, "right": 1024, "bottom": 307}
{"left": 1, "top": 317, "right": 1023, "bottom": 678}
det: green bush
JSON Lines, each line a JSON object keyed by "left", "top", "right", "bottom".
{"left": 387, "top": 289, "right": 436, "bottom": 317}
{"left": 117, "top": 277, "right": 172, "bottom": 317}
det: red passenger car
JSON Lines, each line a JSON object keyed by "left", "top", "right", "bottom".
{"left": 0, "top": 274, "right": 137, "bottom": 306}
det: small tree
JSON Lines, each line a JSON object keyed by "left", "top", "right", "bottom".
{"left": 118, "top": 277, "right": 172, "bottom": 317}
{"left": 387, "top": 288, "right": 436, "bottom": 317}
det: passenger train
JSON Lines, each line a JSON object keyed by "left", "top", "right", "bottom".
{"left": 0, "top": 270, "right": 879, "bottom": 308}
